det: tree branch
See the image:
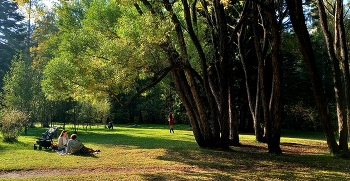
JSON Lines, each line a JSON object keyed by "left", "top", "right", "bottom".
{"left": 105, "top": 64, "right": 203, "bottom": 107}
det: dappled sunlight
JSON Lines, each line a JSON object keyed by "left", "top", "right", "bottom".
{"left": 0, "top": 125, "right": 349, "bottom": 180}
{"left": 280, "top": 142, "right": 329, "bottom": 155}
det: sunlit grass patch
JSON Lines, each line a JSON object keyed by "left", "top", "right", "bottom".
{"left": 0, "top": 124, "right": 349, "bottom": 180}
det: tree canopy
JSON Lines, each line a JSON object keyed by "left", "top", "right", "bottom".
{"left": 3, "top": 0, "right": 350, "bottom": 156}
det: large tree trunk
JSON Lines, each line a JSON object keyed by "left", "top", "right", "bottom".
{"left": 213, "top": 0, "right": 231, "bottom": 149}
{"left": 317, "top": 0, "right": 348, "bottom": 151}
{"left": 171, "top": 5, "right": 216, "bottom": 144}
{"left": 142, "top": 0, "right": 249, "bottom": 150}
{"left": 266, "top": 0, "right": 282, "bottom": 154}
{"left": 286, "top": 0, "right": 339, "bottom": 155}
{"left": 181, "top": 0, "right": 222, "bottom": 146}
{"left": 161, "top": 44, "right": 207, "bottom": 146}
{"left": 252, "top": 1, "right": 283, "bottom": 154}
{"left": 252, "top": 2, "right": 270, "bottom": 147}
{"left": 162, "top": 1, "right": 235, "bottom": 149}
{"left": 237, "top": 23, "right": 264, "bottom": 142}
{"left": 335, "top": 0, "right": 349, "bottom": 151}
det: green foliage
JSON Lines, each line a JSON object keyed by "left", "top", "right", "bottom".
{"left": 281, "top": 30, "right": 335, "bottom": 131}
{"left": 0, "top": 0, "right": 27, "bottom": 88}
{"left": 75, "top": 99, "right": 111, "bottom": 125}
{"left": 283, "top": 102, "right": 321, "bottom": 131}
{"left": 31, "top": 10, "right": 60, "bottom": 70}
{"left": 0, "top": 108, "right": 28, "bottom": 142}
{"left": 26, "top": 0, "right": 343, "bottom": 133}
{"left": 29, "top": 1, "right": 188, "bottom": 127}
{"left": 91, "top": 99, "right": 110, "bottom": 124}
{"left": 41, "top": 0, "right": 171, "bottom": 105}
{"left": 2, "top": 53, "right": 33, "bottom": 112}
{"left": 41, "top": 57, "right": 76, "bottom": 100}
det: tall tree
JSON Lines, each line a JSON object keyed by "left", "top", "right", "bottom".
{"left": 286, "top": 0, "right": 340, "bottom": 155}
{"left": 40, "top": 0, "right": 241, "bottom": 149}
{"left": 39, "top": 0, "right": 286, "bottom": 152}
{"left": 334, "top": 0, "right": 350, "bottom": 150}
{"left": 237, "top": 17, "right": 264, "bottom": 142}
{"left": 316, "top": 0, "right": 349, "bottom": 151}
{"left": 0, "top": 0, "right": 26, "bottom": 88}
{"left": 2, "top": 53, "right": 33, "bottom": 114}
{"left": 12, "top": 0, "right": 44, "bottom": 49}
{"left": 250, "top": 0, "right": 285, "bottom": 154}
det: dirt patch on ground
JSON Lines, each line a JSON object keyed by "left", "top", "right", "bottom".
{"left": 0, "top": 167, "right": 177, "bottom": 179}
{"left": 0, "top": 166, "right": 203, "bottom": 179}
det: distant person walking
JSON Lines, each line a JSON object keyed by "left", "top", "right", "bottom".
{"left": 168, "top": 112, "right": 174, "bottom": 133}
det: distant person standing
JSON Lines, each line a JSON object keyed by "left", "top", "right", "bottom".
{"left": 168, "top": 112, "right": 174, "bottom": 133}
{"left": 108, "top": 121, "right": 113, "bottom": 129}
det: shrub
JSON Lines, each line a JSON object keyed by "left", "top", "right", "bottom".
{"left": 0, "top": 109, "right": 28, "bottom": 142}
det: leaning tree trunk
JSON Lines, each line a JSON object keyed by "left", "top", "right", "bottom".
{"left": 181, "top": 0, "right": 222, "bottom": 144}
{"left": 144, "top": 0, "right": 246, "bottom": 149}
{"left": 164, "top": 2, "right": 225, "bottom": 148}
{"left": 317, "top": 0, "right": 348, "bottom": 151}
{"left": 161, "top": 43, "right": 206, "bottom": 146}
{"left": 286, "top": 0, "right": 339, "bottom": 155}
{"left": 335, "top": 0, "right": 349, "bottom": 150}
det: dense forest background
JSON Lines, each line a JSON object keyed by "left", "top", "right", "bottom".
{"left": 1, "top": 0, "right": 350, "bottom": 155}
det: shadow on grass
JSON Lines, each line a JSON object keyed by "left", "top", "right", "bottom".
{"left": 30, "top": 146, "right": 100, "bottom": 159}
{"left": 279, "top": 142, "right": 329, "bottom": 154}
{"left": 74, "top": 128, "right": 348, "bottom": 180}
{"left": 280, "top": 129, "right": 331, "bottom": 140}
{"left": 68, "top": 153, "right": 99, "bottom": 158}
{"left": 154, "top": 144, "right": 350, "bottom": 180}
{"left": 21, "top": 125, "right": 350, "bottom": 180}
{"left": 0, "top": 139, "right": 31, "bottom": 152}
{"left": 141, "top": 172, "right": 234, "bottom": 181}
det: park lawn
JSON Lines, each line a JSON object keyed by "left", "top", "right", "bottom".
{"left": 0, "top": 124, "right": 349, "bottom": 181}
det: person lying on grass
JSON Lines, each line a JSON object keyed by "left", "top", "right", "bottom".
{"left": 66, "top": 134, "right": 100, "bottom": 155}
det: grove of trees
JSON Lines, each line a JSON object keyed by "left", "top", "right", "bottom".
{"left": 1, "top": 0, "right": 350, "bottom": 156}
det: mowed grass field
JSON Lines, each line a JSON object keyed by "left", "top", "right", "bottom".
{"left": 0, "top": 124, "right": 349, "bottom": 180}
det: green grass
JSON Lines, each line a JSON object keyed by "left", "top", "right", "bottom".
{"left": 0, "top": 124, "right": 349, "bottom": 180}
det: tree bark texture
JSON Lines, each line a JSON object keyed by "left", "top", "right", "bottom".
{"left": 252, "top": 1, "right": 283, "bottom": 154}
{"left": 317, "top": 0, "right": 348, "bottom": 151}
{"left": 266, "top": 0, "right": 282, "bottom": 154}
{"left": 335, "top": 0, "right": 349, "bottom": 150}
{"left": 286, "top": 0, "right": 339, "bottom": 155}
{"left": 237, "top": 21, "right": 264, "bottom": 142}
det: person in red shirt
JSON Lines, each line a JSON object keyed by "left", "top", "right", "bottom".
{"left": 168, "top": 112, "right": 174, "bottom": 133}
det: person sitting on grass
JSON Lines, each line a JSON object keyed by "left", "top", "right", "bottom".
{"left": 57, "top": 130, "right": 69, "bottom": 153}
{"left": 66, "top": 134, "right": 100, "bottom": 154}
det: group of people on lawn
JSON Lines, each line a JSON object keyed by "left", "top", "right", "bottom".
{"left": 57, "top": 130, "right": 100, "bottom": 155}
{"left": 56, "top": 112, "right": 175, "bottom": 154}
